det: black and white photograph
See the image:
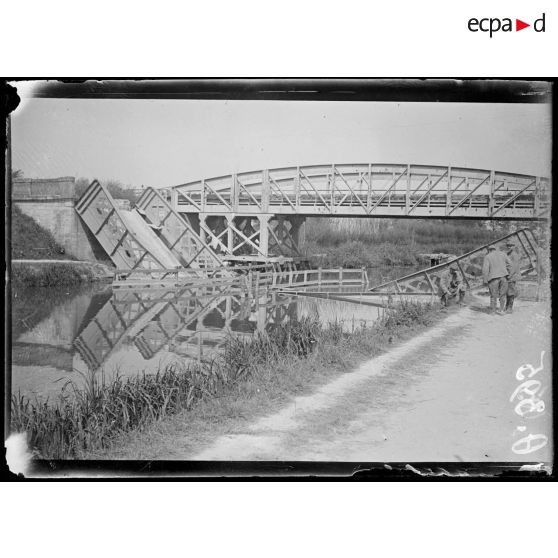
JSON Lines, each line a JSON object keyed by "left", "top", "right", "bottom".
{"left": 4, "top": 79, "right": 553, "bottom": 476}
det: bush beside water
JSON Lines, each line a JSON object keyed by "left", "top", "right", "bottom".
{"left": 11, "top": 300, "right": 438, "bottom": 459}
{"left": 11, "top": 263, "right": 96, "bottom": 287}
{"left": 303, "top": 218, "right": 506, "bottom": 267}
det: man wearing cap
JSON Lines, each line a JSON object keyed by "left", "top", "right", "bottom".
{"left": 438, "top": 263, "right": 466, "bottom": 308}
{"left": 482, "top": 244, "right": 510, "bottom": 314}
{"left": 505, "top": 241, "right": 521, "bottom": 313}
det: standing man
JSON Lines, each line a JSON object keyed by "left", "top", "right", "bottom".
{"left": 482, "top": 244, "right": 509, "bottom": 314}
{"left": 438, "top": 263, "right": 466, "bottom": 308}
{"left": 505, "top": 241, "right": 521, "bottom": 313}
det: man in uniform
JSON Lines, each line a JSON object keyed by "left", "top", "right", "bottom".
{"left": 438, "top": 263, "right": 466, "bottom": 308}
{"left": 482, "top": 244, "right": 509, "bottom": 314}
{"left": 505, "top": 241, "right": 521, "bottom": 313}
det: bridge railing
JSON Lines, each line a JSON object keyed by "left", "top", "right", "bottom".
{"left": 112, "top": 267, "right": 240, "bottom": 291}
{"left": 112, "top": 265, "right": 369, "bottom": 292}
{"left": 247, "top": 267, "right": 369, "bottom": 290}
{"left": 171, "top": 164, "right": 550, "bottom": 219}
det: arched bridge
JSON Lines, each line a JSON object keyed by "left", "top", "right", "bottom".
{"left": 170, "top": 163, "right": 549, "bottom": 219}
{"left": 166, "top": 163, "right": 550, "bottom": 261}
{"left": 76, "top": 164, "right": 550, "bottom": 268}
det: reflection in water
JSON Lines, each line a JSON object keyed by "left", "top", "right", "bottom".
{"left": 73, "top": 284, "right": 299, "bottom": 377}
{"left": 11, "top": 283, "right": 112, "bottom": 400}
{"left": 11, "top": 270, "right": 413, "bottom": 400}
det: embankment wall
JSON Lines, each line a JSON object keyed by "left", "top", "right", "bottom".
{"left": 12, "top": 177, "right": 105, "bottom": 261}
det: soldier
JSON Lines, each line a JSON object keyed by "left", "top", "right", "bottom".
{"left": 482, "top": 244, "right": 509, "bottom": 314}
{"left": 505, "top": 241, "right": 521, "bottom": 313}
{"left": 439, "top": 263, "right": 466, "bottom": 308}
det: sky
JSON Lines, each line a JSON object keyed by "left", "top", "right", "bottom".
{"left": 11, "top": 96, "right": 552, "bottom": 189}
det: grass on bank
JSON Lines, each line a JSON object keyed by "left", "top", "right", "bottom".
{"left": 12, "top": 299, "right": 440, "bottom": 459}
{"left": 10, "top": 204, "right": 97, "bottom": 287}
{"left": 11, "top": 205, "right": 74, "bottom": 261}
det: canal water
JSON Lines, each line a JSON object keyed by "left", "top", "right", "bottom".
{"left": 10, "top": 265, "right": 425, "bottom": 401}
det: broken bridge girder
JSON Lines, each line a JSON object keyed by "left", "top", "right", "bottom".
{"left": 76, "top": 180, "right": 180, "bottom": 270}
{"left": 76, "top": 181, "right": 223, "bottom": 271}
{"left": 136, "top": 187, "right": 223, "bottom": 269}
{"left": 367, "top": 229, "right": 541, "bottom": 296}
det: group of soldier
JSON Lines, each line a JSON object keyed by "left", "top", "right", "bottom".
{"left": 438, "top": 242, "right": 521, "bottom": 314}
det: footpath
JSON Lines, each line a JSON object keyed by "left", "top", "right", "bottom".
{"left": 192, "top": 297, "right": 552, "bottom": 464}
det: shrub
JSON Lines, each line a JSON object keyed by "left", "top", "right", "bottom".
{"left": 12, "top": 263, "right": 95, "bottom": 287}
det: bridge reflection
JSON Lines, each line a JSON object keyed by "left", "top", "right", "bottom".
{"left": 73, "top": 284, "right": 299, "bottom": 372}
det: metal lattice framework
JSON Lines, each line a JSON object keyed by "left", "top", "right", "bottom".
{"left": 195, "top": 214, "right": 304, "bottom": 260}
{"left": 76, "top": 180, "right": 170, "bottom": 270}
{"left": 367, "top": 229, "right": 540, "bottom": 296}
{"left": 171, "top": 164, "right": 550, "bottom": 219}
{"left": 165, "top": 163, "right": 550, "bottom": 262}
{"left": 136, "top": 187, "right": 222, "bottom": 268}
{"left": 76, "top": 181, "right": 221, "bottom": 270}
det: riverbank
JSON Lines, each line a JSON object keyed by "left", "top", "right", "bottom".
{"left": 193, "top": 299, "right": 552, "bottom": 463}
{"left": 11, "top": 203, "right": 114, "bottom": 287}
{"left": 11, "top": 260, "right": 114, "bottom": 287}
{"left": 11, "top": 299, "right": 441, "bottom": 459}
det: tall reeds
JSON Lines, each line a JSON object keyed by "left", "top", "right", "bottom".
{"left": 11, "top": 302, "right": 437, "bottom": 459}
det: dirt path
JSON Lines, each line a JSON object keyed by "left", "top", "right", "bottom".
{"left": 193, "top": 298, "right": 552, "bottom": 462}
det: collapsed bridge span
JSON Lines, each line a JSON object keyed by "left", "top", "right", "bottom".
{"left": 76, "top": 180, "right": 222, "bottom": 271}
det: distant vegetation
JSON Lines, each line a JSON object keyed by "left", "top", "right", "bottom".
{"left": 12, "top": 300, "right": 439, "bottom": 459}
{"left": 75, "top": 177, "right": 139, "bottom": 204}
{"left": 302, "top": 218, "right": 508, "bottom": 267}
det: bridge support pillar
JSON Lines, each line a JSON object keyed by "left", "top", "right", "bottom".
{"left": 258, "top": 215, "right": 270, "bottom": 257}
{"left": 226, "top": 215, "right": 235, "bottom": 255}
